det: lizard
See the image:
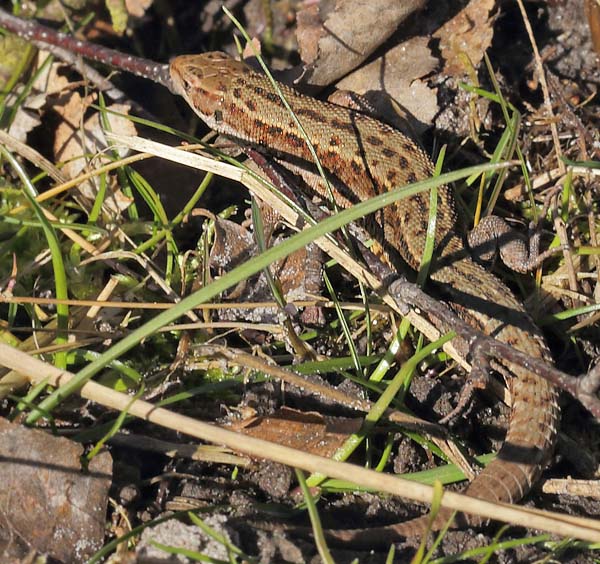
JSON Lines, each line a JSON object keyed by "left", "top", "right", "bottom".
{"left": 169, "top": 53, "right": 560, "bottom": 544}
{"left": 0, "top": 9, "right": 560, "bottom": 546}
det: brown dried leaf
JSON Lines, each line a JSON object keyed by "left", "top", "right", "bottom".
{"left": 433, "top": 0, "right": 496, "bottom": 77}
{"left": 233, "top": 406, "right": 362, "bottom": 458}
{"left": 296, "top": 0, "right": 425, "bottom": 86}
{"left": 53, "top": 91, "right": 136, "bottom": 212}
{"left": 125, "top": 0, "right": 154, "bottom": 19}
{"left": 32, "top": 55, "right": 73, "bottom": 96}
{"left": 242, "top": 37, "right": 263, "bottom": 61}
{"left": 336, "top": 36, "right": 439, "bottom": 130}
{"left": 210, "top": 214, "right": 256, "bottom": 272}
{"left": 209, "top": 214, "right": 323, "bottom": 323}
{"left": 0, "top": 417, "right": 112, "bottom": 563}
{"left": 7, "top": 107, "right": 41, "bottom": 144}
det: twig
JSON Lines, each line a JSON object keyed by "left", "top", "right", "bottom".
{"left": 389, "top": 279, "right": 600, "bottom": 418}
{"left": 515, "top": 0, "right": 564, "bottom": 172}
{"left": 0, "top": 8, "right": 173, "bottom": 91}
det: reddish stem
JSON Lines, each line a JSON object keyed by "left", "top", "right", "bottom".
{"left": 0, "top": 8, "right": 174, "bottom": 92}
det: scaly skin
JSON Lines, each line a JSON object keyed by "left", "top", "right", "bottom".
{"left": 170, "top": 53, "right": 560, "bottom": 543}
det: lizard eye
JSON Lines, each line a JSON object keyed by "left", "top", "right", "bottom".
{"left": 213, "top": 110, "right": 223, "bottom": 123}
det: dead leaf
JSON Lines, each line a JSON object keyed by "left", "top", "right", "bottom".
{"left": 296, "top": 0, "right": 426, "bottom": 86}
{"left": 232, "top": 406, "right": 362, "bottom": 459}
{"left": 336, "top": 36, "right": 439, "bottom": 131}
{"left": 209, "top": 214, "right": 256, "bottom": 272}
{"left": 208, "top": 214, "right": 323, "bottom": 323}
{"left": 433, "top": 0, "right": 496, "bottom": 77}
{"left": 242, "top": 37, "right": 263, "bottom": 60}
{"left": 125, "top": 0, "right": 154, "bottom": 19}
{"left": 7, "top": 107, "right": 41, "bottom": 144}
{"left": 53, "top": 91, "right": 136, "bottom": 213}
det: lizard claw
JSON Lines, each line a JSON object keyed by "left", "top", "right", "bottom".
{"left": 439, "top": 338, "right": 491, "bottom": 425}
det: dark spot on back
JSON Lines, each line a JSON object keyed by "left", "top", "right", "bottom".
{"left": 268, "top": 125, "right": 284, "bottom": 136}
{"left": 398, "top": 156, "right": 409, "bottom": 168}
{"left": 366, "top": 135, "right": 383, "bottom": 146}
{"left": 330, "top": 118, "right": 354, "bottom": 133}
{"left": 265, "top": 92, "right": 280, "bottom": 103}
{"left": 382, "top": 147, "right": 397, "bottom": 158}
{"left": 407, "top": 172, "right": 418, "bottom": 184}
{"left": 285, "top": 132, "right": 305, "bottom": 149}
{"left": 232, "top": 87, "right": 242, "bottom": 99}
{"left": 329, "top": 135, "right": 341, "bottom": 146}
{"left": 246, "top": 99, "right": 257, "bottom": 112}
{"left": 350, "top": 160, "right": 363, "bottom": 175}
{"left": 412, "top": 193, "right": 424, "bottom": 207}
{"left": 296, "top": 107, "right": 323, "bottom": 120}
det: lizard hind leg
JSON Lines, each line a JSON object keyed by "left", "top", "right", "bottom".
{"left": 468, "top": 215, "right": 542, "bottom": 274}
{"left": 468, "top": 187, "right": 568, "bottom": 274}
{"left": 437, "top": 337, "right": 494, "bottom": 425}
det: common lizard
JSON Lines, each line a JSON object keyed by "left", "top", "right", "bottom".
{"left": 0, "top": 9, "right": 560, "bottom": 545}
{"left": 170, "top": 53, "right": 560, "bottom": 543}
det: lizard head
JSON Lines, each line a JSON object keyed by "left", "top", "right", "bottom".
{"left": 169, "top": 52, "right": 254, "bottom": 130}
